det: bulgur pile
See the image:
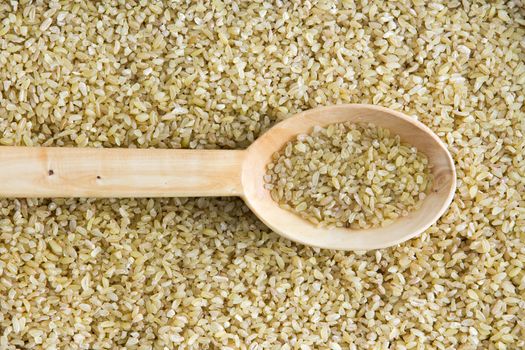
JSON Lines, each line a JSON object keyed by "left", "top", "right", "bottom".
{"left": 264, "top": 122, "right": 432, "bottom": 229}
{"left": 0, "top": 0, "right": 524, "bottom": 349}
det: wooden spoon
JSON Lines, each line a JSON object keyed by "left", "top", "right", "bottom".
{"left": 0, "top": 104, "right": 456, "bottom": 250}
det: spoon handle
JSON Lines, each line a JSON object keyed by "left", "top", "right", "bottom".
{"left": 0, "top": 147, "right": 246, "bottom": 198}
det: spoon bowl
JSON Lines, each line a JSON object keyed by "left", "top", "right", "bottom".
{"left": 0, "top": 104, "right": 456, "bottom": 250}
{"left": 242, "top": 104, "right": 456, "bottom": 250}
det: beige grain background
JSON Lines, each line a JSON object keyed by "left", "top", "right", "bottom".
{"left": 0, "top": 1, "right": 523, "bottom": 349}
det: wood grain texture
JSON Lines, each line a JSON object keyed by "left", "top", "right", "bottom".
{"left": 0, "top": 147, "right": 246, "bottom": 197}
{"left": 242, "top": 104, "right": 457, "bottom": 250}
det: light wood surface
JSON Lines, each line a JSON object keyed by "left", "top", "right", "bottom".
{"left": 0, "top": 147, "right": 245, "bottom": 197}
{"left": 0, "top": 104, "right": 456, "bottom": 250}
